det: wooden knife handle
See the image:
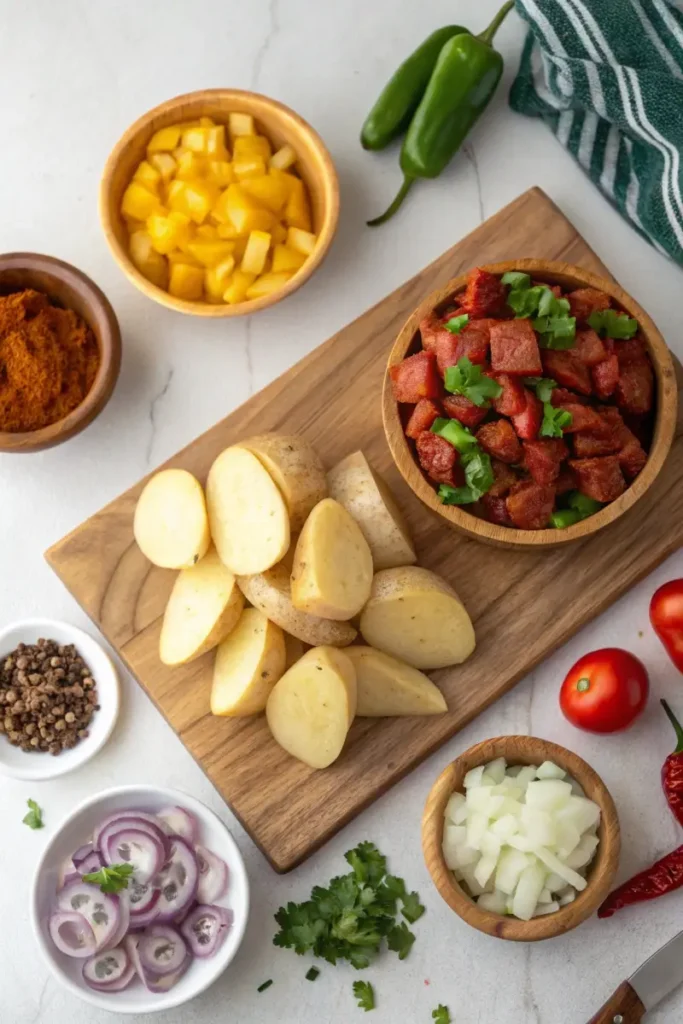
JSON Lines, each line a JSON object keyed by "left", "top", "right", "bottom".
{"left": 587, "top": 981, "right": 646, "bottom": 1023}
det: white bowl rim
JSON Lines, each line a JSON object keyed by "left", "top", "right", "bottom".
{"left": 30, "top": 784, "right": 250, "bottom": 1013}
{"left": 0, "top": 618, "right": 120, "bottom": 781}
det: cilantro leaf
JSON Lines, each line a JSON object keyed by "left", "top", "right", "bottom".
{"left": 540, "top": 403, "right": 573, "bottom": 438}
{"left": 444, "top": 358, "right": 502, "bottom": 408}
{"left": 568, "top": 491, "right": 602, "bottom": 518}
{"left": 438, "top": 483, "right": 478, "bottom": 505}
{"left": 533, "top": 314, "right": 576, "bottom": 349}
{"left": 401, "top": 890, "right": 425, "bottom": 924}
{"left": 82, "top": 863, "right": 134, "bottom": 894}
{"left": 353, "top": 980, "right": 375, "bottom": 1011}
{"left": 444, "top": 314, "right": 469, "bottom": 334}
{"left": 537, "top": 289, "right": 570, "bottom": 318}
{"left": 432, "top": 1005, "right": 451, "bottom": 1023}
{"left": 501, "top": 270, "right": 530, "bottom": 290}
{"left": 437, "top": 447, "right": 494, "bottom": 506}
{"left": 257, "top": 980, "right": 273, "bottom": 993}
{"left": 306, "top": 967, "right": 320, "bottom": 981}
{"left": 507, "top": 285, "right": 547, "bottom": 318}
{"left": 431, "top": 418, "right": 478, "bottom": 454}
{"left": 588, "top": 309, "right": 638, "bottom": 339}
{"left": 387, "top": 921, "right": 415, "bottom": 960}
{"left": 345, "top": 842, "right": 386, "bottom": 886}
{"left": 22, "top": 798, "right": 44, "bottom": 830}
{"left": 523, "top": 377, "right": 557, "bottom": 403}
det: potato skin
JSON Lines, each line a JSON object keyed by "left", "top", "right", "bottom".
{"left": 239, "top": 433, "right": 327, "bottom": 533}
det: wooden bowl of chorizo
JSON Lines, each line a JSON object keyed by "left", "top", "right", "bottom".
{"left": 382, "top": 259, "right": 677, "bottom": 548}
{"left": 0, "top": 253, "right": 121, "bottom": 453}
{"left": 421, "top": 735, "right": 621, "bottom": 942}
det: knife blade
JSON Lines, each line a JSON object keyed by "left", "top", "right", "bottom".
{"left": 587, "top": 928, "right": 683, "bottom": 1023}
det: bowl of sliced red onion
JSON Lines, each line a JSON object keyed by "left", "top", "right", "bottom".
{"left": 31, "top": 785, "right": 249, "bottom": 1012}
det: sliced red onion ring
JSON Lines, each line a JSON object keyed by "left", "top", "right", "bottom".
{"left": 86, "top": 959, "right": 136, "bottom": 992}
{"left": 146, "top": 952, "right": 192, "bottom": 993}
{"left": 82, "top": 945, "right": 130, "bottom": 988}
{"left": 102, "top": 892, "right": 130, "bottom": 951}
{"left": 127, "top": 889, "right": 161, "bottom": 930}
{"left": 103, "top": 828, "right": 165, "bottom": 884}
{"left": 77, "top": 850, "right": 103, "bottom": 876}
{"left": 49, "top": 911, "right": 98, "bottom": 959}
{"left": 196, "top": 846, "right": 228, "bottom": 904}
{"left": 153, "top": 837, "right": 198, "bottom": 921}
{"left": 62, "top": 871, "right": 81, "bottom": 887}
{"left": 72, "top": 843, "right": 94, "bottom": 868}
{"left": 96, "top": 813, "right": 169, "bottom": 862}
{"left": 57, "top": 881, "right": 122, "bottom": 951}
{"left": 139, "top": 925, "right": 187, "bottom": 976}
{"left": 180, "top": 904, "right": 232, "bottom": 958}
{"left": 128, "top": 879, "right": 159, "bottom": 914}
{"left": 156, "top": 806, "right": 199, "bottom": 843}
{"left": 94, "top": 810, "right": 169, "bottom": 847}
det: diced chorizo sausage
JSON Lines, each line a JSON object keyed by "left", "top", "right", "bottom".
{"left": 461, "top": 267, "right": 506, "bottom": 317}
{"left": 550, "top": 388, "right": 588, "bottom": 407}
{"left": 419, "top": 312, "right": 451, "bottom": 354}
{"left": 615, "top": 357, "right": 654, "bottom": 415}
{"left": 541, "top": 350, "right": 592, "bottom": 395}
{"left": 454, "top": 319, "right": 495, "bottom": 365}
{"left": 555, "top": 465, "right": 578, "bottom": 495}
{"left": 511, "top": 388, "right": 543, "bottom": 440}
{"left": 573, "top": 328, "right": 608, "bottom": 367}
{"left": 488, "top": 459, "right": 519, "bottom": 498}
{"left": 491, "top": 373, "right": 526, "bottom": 417}
{"left": 555, "top": 403, "right": 605, "bottom": 434}
{"left": 442, "top": 394, "right": 488, "bottom": 429}
{"left": 490, "top": 319, "right": 542, "bottom": 376}
{"left": 506, "top": 481, "right": 556, "bottom": 529}
{"left": 415, "top": 431, "right": 458, "bottom": 486}
{"left": 476, "top": 419, "right": 523, "bottom": 464}
{"left": 592, "top": 354, "right": 619, "bottom": 399}
{"left": 390, "top": 350, "right": 441, "bottom": 403}
{"left": 405, "top": 398, "right": 442, "bottom": 439}
{"left": 568, "top": 456, "right": 626, "bottom": 502}
{"left": 567, "top": 288, "right": 611, "bottom": 324}
{"left": 618, "top": 434, "right": 648, "bottom": 479}
{"left": 482, "top": 493, "right": 512, "bottom": 525}
{"left": 523, "top": 439, "right": 568, "bottom": 485}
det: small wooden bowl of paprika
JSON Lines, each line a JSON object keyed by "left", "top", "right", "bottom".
{"left": 0, "top": 253, "right": 121, "bottom": 453}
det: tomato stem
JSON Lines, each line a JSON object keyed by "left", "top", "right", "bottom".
{"left": 661, "top": 699, "right": 683, "bottom": 754}
{"left": 576, "top": 677, "right": 591, "bottom": 693}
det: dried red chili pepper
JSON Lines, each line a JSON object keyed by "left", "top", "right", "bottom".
{"left": 598, "top": 844, "right": 683, "bottom": 918}
{"left": 661, "top": 699, "right": 683, "bottom": 827}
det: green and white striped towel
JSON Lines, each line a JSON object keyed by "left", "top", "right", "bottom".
{"left": 509, "top": 0, "right": 683, "bottom": 264}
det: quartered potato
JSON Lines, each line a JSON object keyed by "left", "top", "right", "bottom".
{"left": 238, "top": 433, "right": 327, "bottom": 533}
{"left": 345, "top": 646, "right": 447, "bottom": 716}
{"left": 211, "top": 607, "right": 286, "bottom": 716}
{"left": 134, "top": 468, "right": 210, "bottom": 569}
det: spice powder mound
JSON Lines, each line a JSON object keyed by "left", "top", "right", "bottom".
{"left": 0, "top": 289, "right": 100, "bottom": 432}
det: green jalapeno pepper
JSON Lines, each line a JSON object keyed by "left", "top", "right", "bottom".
{"left": 361, "top": 25, "right": 470, "bottom": 151}
{"left": 368, "top": 1, "right": 514, "bottom": 227}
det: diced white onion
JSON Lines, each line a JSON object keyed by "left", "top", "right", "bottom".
{"left": 535, "top": 760, "right": 567, "bottom": 781}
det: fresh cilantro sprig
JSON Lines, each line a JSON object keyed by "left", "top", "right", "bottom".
{"left": 432, "top": 418, "right": 494, "bottom": 505}
{"left": 501, "top": 270, "right": 531, "bottom": 290}
{"left": 444, "top": 358, "right": 502, "bottom": 408}
{"left": 82, "top": 863, "right": 134, "bottom": 894}
{"left": 431, "top": 418, "right": 478, "bottom": 453}
{"left": 273, "top": 842, "right": 422, "bottom": 971}
{"left": 523, "top": 377, "right": 557, "bottom": 403}
{"left": 22, "top": 798, "right": 43, "bottom": 830}
{"left": 540, "top": 404, "right": 573, "bottom": 438}
{"left": 444, "top": 314, "right": 469, "bottom": 334}
{"left": 432, "top": 1005, "right": 451, "bottom": 1023}
{"left": 533, "top": 313, "right": 576, "bottom": 349}
{"left": 587, "top": 308, "right": 638, "bottom": 339}
{"left": 504, "top": 278, "right": 576, "bottom": 347}
{"left": 353, "top": 980, "right": 375, "bottom": 1011}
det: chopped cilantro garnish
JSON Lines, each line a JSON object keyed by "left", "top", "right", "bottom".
{"left": 257, "top": 979, "right": 273, "bottom": 993}
{"left": 501, "top": 270, "right": 531, "bottom": 290}
{"left": 533, "top": 314, "right": 577, "bottom": 349}
{"left": 386, "top": 920, "right": 416, "bottom": 960}
{"left": 523, "top": 377, "right": 557, "bottom": 403}
{"left": 568, "top": 491, "right": 602, "bottom": 518}
{"left": 444, "top": 314, "right": 469, "bottom": 334}
{"left": 400, "top": 890, "right": 425, "bottom": 924}
{"left": 353, "top": 980, "right": 375, "bottom": 1011}
{"left": 540, "top": 404, "right": 573, "bottom": 438}
{"left": 507, "top": 285, "right": 548, "bottom": 318}
{"left": 82, "top": 863, "right": 134, "bottom": 894}
{"left": 506, "top": 282, "right": 576, "bottom": 348}
{"left": 438, "top": 449, "right": 494, "bottom": 506}
{"left": 432, "top": 1005, "right": 452, "bottom": 1023}
{"left": 444, "top": 358, "right": 502, "bottom": 408}
{"left": 22, "top": 798, "right": 43, "bottom": 830}
{"left": 587, "top": 308, "right": 638, "bottom": 339}
{"left": 431, "top": 418, "right": 478, "bottom": 453}
{"left": 306, "top": 966, "right": 320, "bottom": 981}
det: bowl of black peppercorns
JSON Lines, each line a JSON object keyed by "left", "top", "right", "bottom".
{"left": 0, "top": 619, "right": 120, "bottom": 780}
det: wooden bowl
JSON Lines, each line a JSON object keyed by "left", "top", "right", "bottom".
{"left": 422, "top": 735, "right": 620, "bottom": 942}
{"left": 100, "top": 89, "right": 340, "bottom": 317}
{"left": 383, "top": 259, "right": 678, "bottom": 549}
{"left": 0, "top": 253, "right": 121, "bottom": 453}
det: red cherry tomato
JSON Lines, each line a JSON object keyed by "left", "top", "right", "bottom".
{"left": 650, "top": 579, "right": 683, "bottom": 673}
{"left": 559, "top": 648, "right": 649, "bottom": 733}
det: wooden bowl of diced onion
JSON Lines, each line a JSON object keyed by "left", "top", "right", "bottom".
{"left": 100, "top": 89, "right": 339, "bottom": 316}
{"left": 422, "top": 736, "right": 620, "bottom": 941}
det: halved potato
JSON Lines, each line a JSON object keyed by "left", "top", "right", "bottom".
{"left": 211, "top": 607, "right": 286, "bottom": 716}
{"left": 266, "top": 646, "right": 357, "bottom": 768}
{"left": 291, "top": 499, "right": 373, "bottom": 620}
{"left": 345, "top": 646, "right": 447, "bottom": 716}
{"left": 359, "top": 566, "right": 475, "bottom": 670}
{"left": 326, "top": 451, "right": 416, "bottom": 570}
{"left": 160, "top": 547, "right": 244, "bottom": 665}
{"left": 134, "top": 468, "right": 210, "bottom": 569}
{"left": 238, "top": 433, "right": 327, "bottom": 532}
{"left": 237, "top": 561, "right": 357, "bottom": 647}
{"left": 206, "top": 446, "right": 290, "bottom": 574}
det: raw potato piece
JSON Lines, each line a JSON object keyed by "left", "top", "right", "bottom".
{"left": 239, "top": 433, "right": 327, "bottom": 532}
{"left": 206, "top": 446, "right": 290, "bottom": 574}
{"left": 134, "top": 468, "right": 210, "bottom": 569}
{"left": 211, "top": 608, "right": 286, "bottom": 716}
{"left": 160, "top": 547, "right": 244, "bottom": 665}
{"left": 359, "top": 566, "right": 475, "bottom": 670}
{"left": 266, "top": 646, "right": 357, "bottom": 769}
{"left": 327, "top": 451, "right": 416, "bottom": 570}
{"left": 291, "top": 499, "right": 373, "bottom": 620}
{"left": 345, "top": 646, "right": 447, "bottom": 716}
{"left": 237, "top": 562, "right": 357, "bottom": 647}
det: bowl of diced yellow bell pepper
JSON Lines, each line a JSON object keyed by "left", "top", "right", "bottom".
{"left": 100, "top": 89, "right": 339, "bottom": 315}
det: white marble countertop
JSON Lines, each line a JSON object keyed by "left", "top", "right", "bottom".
{"left": 1, "top": 1, "right": 683, "bottom": 1022}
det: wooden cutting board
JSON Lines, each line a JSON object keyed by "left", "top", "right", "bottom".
{"left": 47, "top": 187, "right": 683, "bottom": 872}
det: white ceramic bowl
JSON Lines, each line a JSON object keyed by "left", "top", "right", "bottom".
{"left": 0, "top": 619, "right": 120, "bottom": 780}
{"left": 31, "top": 785, "right": 250, "bottom": 1014}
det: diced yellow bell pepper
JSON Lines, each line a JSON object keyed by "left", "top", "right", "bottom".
{"left": 240, "top": 173, "right": 289, "bottom": 213}
{"left": 199, "top": 115, "right": 216, "bottom": 127}
{"left": 129, "top": 230, "right": 169, "bottom": 289}
{"left": 134, "top": 160, "right": 162, "bottom": 193}
{"left": 229, "top": 112, "right": 255, "bottom": 138}
{"left": 175, "top": 151, "right": 206, "bottom": 181}
{"left": 233, "top": 156, "right": 266, "bottom": 181}
{"left": 232, "top": 236, "right": 249, "bottom": 260}
{"left": 182, "top": 126, "right": 212, "bottom": 154}
{"left": 147, "top": 125, "right": 182, "bottom": 154}
{"left": 149, "top": 152, "right": 177, "bottom": 182}
{"left": 173, "top": 146, "right": 188, "bottom": 162}
{"left": 269, "top": 144, "right": 297, "bottom": 171}
{"left": 196, "top": 223, "right": 219, "bottom": 240}
{"left": 146, "top": 211, "right": 193, "bottom": 255}
{"left": 168, "top": 249, "right": 203, "bottom": 268}
{"left": 186, "top": 240, "right": 237, "bottom": 267}
{"left": 285, "top": 176, "right": 312, "bottom": 231}
{"left": 271, "top": 221, "right": 287, "bottom": 244}
{"left": 169, "top": 262, "right": 204, "bottom": 300}
{"left": 216, "top": 221, "right": 238, "bottom": 239}
{"left": 172, "top": 180, "right": 219, "bottom": 224}
{"left": 206, "top": 160, "right": 234, "bottom": 187}
{"left": 223, "top": 270, "right": 256, "bottom": 304}
{"left": 124, "top": 216, "right": 145, "bottom": 233}
{"left": 205, "top": 256, "right": 236, "bottom": 302}
{"left": 213, "top": 184, "right": 275, "bottom": 234}
{"left": 121, "top": 181, "right": 163, "bottom": 221}
{"left": 233, "top": 135, "right": 272, "bottom": 163}
{"left": 206, "top": 125, "right": 228, "bottom": 158}
{"left": 245, "top": 271, "right": 293, "bottom": 300}
{"left": 271, "top": 244, "right": 307, "bottom": 274}
{"left": 287, "top": 226, "right": 317, "bottom": 256}
{"left": 241, "top": 231, "right": 271, "bottom": 275}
